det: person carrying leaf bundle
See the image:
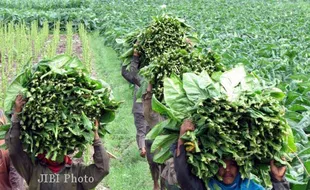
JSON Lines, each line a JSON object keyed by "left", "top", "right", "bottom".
{"left": 122, "top": 48, "right": 166, "bottom": 190}
{"left": 174, "top": 120, "right": 290, "bottom": 190}
{"left": 0, "top": 109, "right": 25, "bottom": 190}
{"left": 121, "top": 47, "right": 148, "bottom": 158}
{"left": 143, "top": 84, "right": 180, "bottom": 190}
{"left": 5, "top": 95, "right": 110, "bottom": 190}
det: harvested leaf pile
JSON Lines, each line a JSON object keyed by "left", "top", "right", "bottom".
{"left": 187, "top": 90, "right": 288, "bottom": 180}
{"left": 140, "top": 48, "right": 224, "bottom": 101}
{"left": 147, "top": 66, "right": 295, "bottom": 186}
{"left": 4, "top": 55, "right": 120, "bottom": 162}
{"left": 120, "top": 14, "right": 192, "bottom": 68}
{"left": 120, "top": 14, "right": 224, "bottom": 102}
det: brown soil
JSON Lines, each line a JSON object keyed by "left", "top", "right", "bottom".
{"left": 56, "top": 34, "right": 83, "bottom": 60}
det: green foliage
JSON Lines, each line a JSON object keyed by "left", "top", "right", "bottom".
{"left": 119, "top": 15, "right": 192, "bottom": 68}
{"left": 140, "top": 48, "right": 224, "bottom": 101}
{"left": 0, "top": 20, "right": 92, "bottom": 108}
{"left": 89, "top": 35, "right": 152, "bottom": 189}
{"left": 0, "top": 0, "right": 91, "bottom": 10}
{"left": 0, "top": 0, "right": 309, "bottom": 187}
{"left": 148, "top": 66, "right": 296, "bottom": 187}
{"left": 0, "top": 7, "right": 99, "bottom": 31}
{"left": 94, "top": 0, "right": 310, "bottom": 187}
{"left": 3, "top": 55, "right": 120, "bottom": 161}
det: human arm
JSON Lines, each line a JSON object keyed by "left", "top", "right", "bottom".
{"left": 5, "top": 95, "right": 33, "bottom": 184}
{"left": 270, "top": 160, "right": 290, "bottom": 190}
{"left": 174, "top": 120, "right": 206, "bottom": 190}
{"left": 142, "top": 84, "right": 165, "bottom": 128}
{"left": 121, "top": 49, "right": 141, "bottom": 86}
{"left": 79, "top": 120, "right": 110, "bottom": 189}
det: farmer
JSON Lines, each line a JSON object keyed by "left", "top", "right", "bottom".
{"left": 122, "top": 48, "right": 165, "bottom": 190}
{"left": 174, "top": 119, "right": 290, "bottom": 190}
{"left": 121, "top": 48, "right": 148, "bottom": 158}
{"left": 5, "top": 95, "right": 110, "bottom": 190}
{"left": 0, "top": 109, "right": 25, "bottom": 190}
{"left": 143, "top": 84, "right": 179, "bottom": 190}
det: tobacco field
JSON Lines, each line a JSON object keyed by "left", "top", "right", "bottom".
{"left": 0, "top": 0, "right": 309, "bottom": 190}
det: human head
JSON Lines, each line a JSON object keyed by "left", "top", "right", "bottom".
{"left": 217, "top": 159, "right": 239, "bottom": 185}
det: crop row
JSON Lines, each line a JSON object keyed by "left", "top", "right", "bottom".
{"left": 0, "top": 0, "right": 91, "bottom": 10}
{"left": 0, "top": 7, "right": 100, "bottom": 31}
{"left": 0, "top": 21, "right": 91, "bottom": 107}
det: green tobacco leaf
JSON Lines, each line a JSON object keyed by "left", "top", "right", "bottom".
{"left": 220, "top": 65, "right": 247, "bottom": 100}
{"left": 289, "top": 104, "right": 309, "bottom": 112}
{"left": 4, "top": 72, "right": 28, "bottom": 113}
{"left": 153, "top": 145, "right": 172, "bottom": 164}
{"left": 297, "top": 115, "right": 310, "bottom": 130}
{"left": 151, "top": 95, "right": 176, "bottom": 120}
{"left": 164, "top": 74, "right": 192, "bottom": 119}
{"left": 285, "top": 91, "right": 300, "bottom": 106}
{"left": 74, "top": 150, "right": 83, "bottom": 158}
{"left": 81, "top": 111, "right": 92, "bottom": 131}
{"left": 151, "top": 134, "right": 178, "bottom": 153}
{"left": 305, "top": 161, "right": 310, "bottom": 175}
{"left": 99, "top": 111, "right": 115, "bottom": 124}
{"left": 67, "top": 125, "right": 82, "bottom": 136}
{"left": 186, "top": 35, "right": 199, "bottom": 45}
{"left": 122, "top": 57, "right": 131, "bottom": 66}
{"left": 85, "top": 77, "right": 104, "bottom": 90}
{"left": 116, "top": 38, "right": 126, "bottom": 44}
{"left": 298, "top": 147, "right": 310, "bottom": 157}
{"left": 290, "top": 74, "right": 309, "bottom": 81}
{"left": 182, "top": 71, "right": 212, "bottom": 102}
{"left": 267, "top": 88, "right": 286, "bottom": 101}
{"left": 211, "top": 71, "right": 223, "bottom": 82}
{"left": 146, "top": 119, "right": 170, "bottom": 140}
{"left": 82, "top": 131, "right": 94, "bottom": 142}
{"left": 286, "top": 111, "right": 303, "bottom": 122}
{"left": 163, "top": 119, "right": 179, "bottom": 132}
{"left": 65, "top": 56, "right": 89, "bottom": 74}
{"left": 285, "top": 125, "right": 297, "bottom": 153}
{"left": 120, "top": 47, "right": 133, "bottom": 59}
{"left": 286, "top": 174, "right": 308, "bottom": 186}
{"left": 45, "top": 54, "right": 71, "bottom": 74}
{"left": 0, "top": 124, "right": 10, "bottom": 132}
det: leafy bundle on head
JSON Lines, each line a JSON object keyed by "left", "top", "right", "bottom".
{"left": 119, "top": 14, "right": 192, "bottom": 68}
{"left": 140, "top": 48, "right": 224, "bottom": 102}
{"left": 3, "top": 55, "right": 120, "bottom": 162}
{"left": 147, "top": 65, "right": 296, "bottom": 187}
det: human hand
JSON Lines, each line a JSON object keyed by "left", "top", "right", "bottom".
{"left": 270, "top": 160, "right": 286, "bottom": 181}
{"left": 94, "top": 120, "right": 100, "bottom": 140}
{"left": 147, "top": 83, "right": 152, "bottom": 92}
{"left": 185, "top": 38, "right": 193, "bottom": 47}
{"left": 14, "top": 95, "right": 26, "bottom": 114}
{"left": 133, "top": 49, "right": 139, "bottom": 56}
{"left": 140, "top": 147, "right": 146, "bottom": 158}
{"left": 179, "top": 119, "right": 195, "bottom": 137}
{"left": 142, "top": 83, "right": 153, "bottom": 101}
{"left": 133, "top": 41, "right": 139, "bottom": 56}
{"left": 176, "top": 119, "right": 195, "bottom": 156}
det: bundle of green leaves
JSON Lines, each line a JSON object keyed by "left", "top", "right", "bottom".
{"left": 139, "top": 48, "right": 224, "bottom": 101}
{"left": 186, "top": 93, "right": 288, "bottom": 180}
{"left": 118, "top": 14, "right": 192, "bottom": 68}
{"left": 147, "top": 65, "right": 296, "bottom": 187}
{"left": 3, "top": 55, "right": 120, "bottom": 162}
